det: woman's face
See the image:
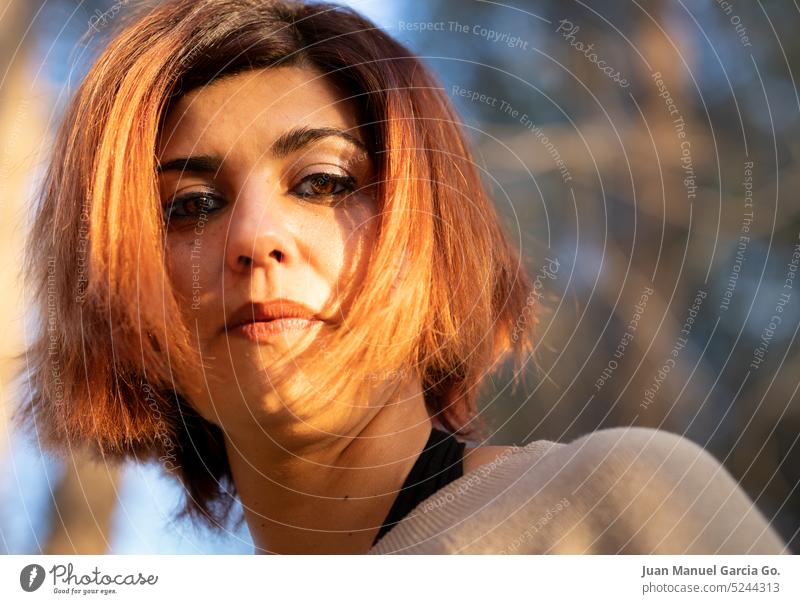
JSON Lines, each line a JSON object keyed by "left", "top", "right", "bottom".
{"left": 156, "top": 66, "right": 378, "bottom": 431}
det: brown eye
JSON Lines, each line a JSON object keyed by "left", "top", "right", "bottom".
{"left": 310, "top": 174, "right": 335, "bottom": 195}
{"left": 163, "top": 193, "right": 226, "bottom": 221}
{"left": 292, "top": 172, "right": 355, "bottom": 199}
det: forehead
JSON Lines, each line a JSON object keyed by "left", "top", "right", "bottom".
{"left": 158, "top": 66, "right": 359, "bottom": 157}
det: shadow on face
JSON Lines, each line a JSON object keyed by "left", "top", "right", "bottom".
{"left": 156, "top": 66, "right": 381, "bottom": 433}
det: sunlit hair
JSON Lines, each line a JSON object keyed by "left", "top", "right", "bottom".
{"left": 16, "top": 0, "right": 537, "bottom": 529}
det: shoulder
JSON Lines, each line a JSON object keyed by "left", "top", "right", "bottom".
{"left": 462, "top": 445, "right": 524, "bottom": 475}
{"left": 507, "top": 427, "right": 787, "bottom": 553}
{"left": 547, "top": 425, "right": 716, "bottom": 478}
{"left": 372, "top": 428, "right": 786, "bottom": 554}
{"left": 460, "top": 426, "right": 690, "bottom": 480}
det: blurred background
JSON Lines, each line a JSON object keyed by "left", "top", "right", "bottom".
{"left": 1, "top": 0, "right": 798, "bottom": 554}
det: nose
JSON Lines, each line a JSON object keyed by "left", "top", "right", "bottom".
{"left": 224, "top": 182, "right": 298, "bottom": 275}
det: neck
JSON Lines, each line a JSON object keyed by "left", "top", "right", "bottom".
{"left": 225, "top": 378, "right": 433, "bottom": 554}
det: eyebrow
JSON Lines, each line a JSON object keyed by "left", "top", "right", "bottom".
{"left": 271, "top": 126, "right": 368, "bottom": 158}
{"left": 157, "top": 155, "right": 221, "bottom": 174}
{"left": 157, "top": 126, "right": 368, "bottom": 175}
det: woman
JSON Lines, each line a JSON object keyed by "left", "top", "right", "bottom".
{"left": 16, "top": 0, "right": 786, "bottom": 554}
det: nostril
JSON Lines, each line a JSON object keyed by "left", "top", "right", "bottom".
{"left": 235, "top": 249, "right": 284, "bottom": 268}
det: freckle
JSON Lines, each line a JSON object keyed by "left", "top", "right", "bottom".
{"left": 343, "top": 494, "right": 349, "bottom": 499}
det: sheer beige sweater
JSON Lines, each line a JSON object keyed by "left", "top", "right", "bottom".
{"left": 368, "top": 427, "right": 788, "bottom": 554}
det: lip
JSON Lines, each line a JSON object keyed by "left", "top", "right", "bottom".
{"left": 225, "top": 299, "right": 325, "bottom": 343}
{"left": 233, "top": 317, "right": 322, "bottom": 342}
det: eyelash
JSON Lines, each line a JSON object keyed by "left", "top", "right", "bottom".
{"left": 163, "top": 192, "right": 225, "bottom": 221}
{"left": 163, "top": 172, "right": 357, "bottom": 222}
{"left": 291, "top": 172, "right": 356, "bottom": 200}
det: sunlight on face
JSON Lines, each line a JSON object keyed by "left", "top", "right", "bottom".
{"left": 156, "top": 67, "right": 378, "bottom": 432}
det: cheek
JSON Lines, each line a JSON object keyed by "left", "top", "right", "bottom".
{"left": 165, "top": 238, "right": 193, "bottom": 301}
{"left": 329, "top": 203, "right": 379, "bottom": 299}
{"left": 165, "top": 229, "right": 225, "bottom": 308}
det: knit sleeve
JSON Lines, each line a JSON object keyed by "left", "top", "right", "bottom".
{"left": 507, "top": 427, "right": 787, "bottom": 554}
{"left": 368, "top": 427, "right": 788, "bottom": 554}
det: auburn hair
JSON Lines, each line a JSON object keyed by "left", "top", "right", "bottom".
{"left": 16, "top": 0, "right": 537, "bottom": 529}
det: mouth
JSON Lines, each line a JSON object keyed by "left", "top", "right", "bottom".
{"left": 230, "top": 317, "right": 323, "bottom": 343}
{"left": 225, "top": 299, "right": 325, "bottom": 343}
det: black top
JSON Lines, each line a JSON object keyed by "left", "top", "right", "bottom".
{"left": 372, "top": 426, "right": 466, "bottom": 546}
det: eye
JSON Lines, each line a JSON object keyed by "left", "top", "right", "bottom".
{"left": 163, "top": 193, "right": 226, "bottom": 221}
{"left": 291, "top": 172, "right": 356, "bottom": 200}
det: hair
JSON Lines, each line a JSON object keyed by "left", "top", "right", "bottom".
{"left": 15, "top": 0, "right": 538, "bottom": 530}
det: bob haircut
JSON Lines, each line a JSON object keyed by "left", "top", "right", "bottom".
{"left": 17, "top": 0, "right": 537, "bottom": 529}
